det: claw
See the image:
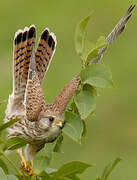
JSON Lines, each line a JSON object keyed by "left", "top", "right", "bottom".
{"left": 18, "top": 148, "right": 33, "bottom": 176}
{"left": 21, "top": 159, "right": 33, "bottom": 176}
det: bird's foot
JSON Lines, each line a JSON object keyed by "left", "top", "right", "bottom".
{"left": 21, "top": 159, "right": 33, "bottom": 176}
{"left": 18, "top": 149, "right": 33, "bottom": 176}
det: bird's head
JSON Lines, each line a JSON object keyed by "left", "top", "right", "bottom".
{"left": 37, "top": 111, "right": 64, "bottom": 133}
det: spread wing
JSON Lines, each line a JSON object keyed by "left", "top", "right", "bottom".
{"left": 35, "top": 28, "right": 57, "bottom": 84}
{"left": 25, "top": 49, "right": 46, "bottom": 121}
{"left": 51, "top": 5, "right": 135, "bottom": 115}
{"left": 7, "top": 26, "right": 55, "bottom": 120}
{"left": 25, "top": 28, "right": 57, "bottom": 121}
{"left": 6, "top": 25, "right": 36, "bottom": 117}
{"left": 13, "top": 25, "right": 36, "bottom": 99}
{"left": 91, "top": 4, "right": 135, "bottom": 64}
{"left": 51, "top": 74, "right": 80, "bottom": 115}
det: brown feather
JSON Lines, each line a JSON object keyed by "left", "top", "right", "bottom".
{"left": 35, "top": 29, "right": 56, "bottom": 84}
{"left": 51, "top": 74, "right": 81, "bottom": 115}
{"left": 13, "top": 26, "right": 36, "bottom": 101}
{"left": 25, "top": 75, "right": 45, "bottom": 121}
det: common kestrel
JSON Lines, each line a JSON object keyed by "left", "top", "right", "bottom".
{"left": 4, "top": 4, "right": 135, "bottom": 174}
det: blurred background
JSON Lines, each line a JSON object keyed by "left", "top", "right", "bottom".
{"left": 0, "top": 0, "right": 137, "bottom": 179}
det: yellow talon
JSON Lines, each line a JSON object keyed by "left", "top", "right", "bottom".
{"left": 18, "top": 149, "right": 33, "bottom": 176}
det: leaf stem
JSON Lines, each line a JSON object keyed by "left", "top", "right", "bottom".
{"left": 1, "top": 151, "right": 21, "bottom": 176}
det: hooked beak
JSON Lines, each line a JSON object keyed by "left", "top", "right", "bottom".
{"left": 54, "top": 120, "right": 64, "bottom": 129}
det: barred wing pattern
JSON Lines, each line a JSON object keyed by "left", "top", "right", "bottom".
{"left": 25, "top": 46, "right": 46, "bottom": 122}
{"left": 91, "top": 4, "right": 135, "bottom": 64}
{"left": 6, "top": 26, "right": 36, "bottom": 117}
{"left": 7, "top": 26, "right": 57, "bottom": 119}
{"left": 4, "top": 5, "right": 135, "bottom": 164}
{"left": 35, "top": 29, "right": 57, "bottom": 84}
{"left": 51, "top": 5, "right": 135, "bottom": 114}
{"left": 13, "top": 26, "right": 36, "bottom": 100}
{"left": 7, "top": 5, "right": 135, "bottom": 121}
{"left": 25, "top": 28, "right": 57, "bottom": 121}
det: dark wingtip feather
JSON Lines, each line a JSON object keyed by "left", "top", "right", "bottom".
{"left": 119, "top": 25, "right": 125, "bottom": 34}
{"left": 15, "top": 32, "right": 23, "bottom": 45}
{"left": 48, "top": 35, "right": 53, "bottom": 47}
{"left": 52, "top": 40, "right": 55, "bottom": 50}
{"left": 126, "top": 14, "right": 132, "bottom": 22}
{"left": 14, "top": 37, "right": 17, "bottom": 45}
{"left": 22, "top": 31, "right": 27, "bottom": 42}
{"left": 128, "top": 4, "right": 136, "bottom": 13}
{"left": 48, "top": 35, "right": 56, "bottom": 50}
{"left": 41, "top": 29, "right": 49, "bottom": 41}
{"left": 28, "top": 26, "right": 36, "bottom": 39}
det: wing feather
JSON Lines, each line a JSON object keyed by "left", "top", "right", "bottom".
{"left": 51, "top": 5, "right": 135, "bottom": 114}
{"left": 7, "top": 25, "right": 36, "bottom": 116}
{"left": 13, "top": 25, "right": 36, "bottom": 100}
{"left": 90, "top": 4, "right": 135, "bottom": 64}
{"left": 35, "top": 28, "right": 57, "bottom": 84}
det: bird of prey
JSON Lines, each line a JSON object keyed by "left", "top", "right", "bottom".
{"left": 4, "top": 4, "right": 135, "bottom": 174}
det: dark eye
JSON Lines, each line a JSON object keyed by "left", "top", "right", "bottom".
{"left": 49, "top": 117, "right": 54, "bottom": 122}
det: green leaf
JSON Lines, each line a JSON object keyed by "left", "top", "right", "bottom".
{"left": 67, "top": 100, "right": 79, "bottom": 115}
{"left": 82, "top": 40, "right": 95, "bottom": 60}
{"left": 63, "top": 111, "right": 83, "bottom": 143}
{"left": 81, "top": 64, "right": 114, "bottom": 88}
{"left": 33, "top": 147, "right": 51, "bottom": 175}
{"left": 41, "top": 176, "right": 67, "bottom": 180}
{"left": 83, "top": 84, "right": 97, "bottom": 96}
{"left": 19, "top": 176, "right": 31, "bottom": 180}
{"left": 74, "top": 90, "right": 96, "bottom": 119}
{"left": 0, "top": 167, "right": 7, "bottom": 180}
{"left": 41, "top": 177, "right": 52, "bottom": 180}
{"left": 96, "top": 36, "right": 106, "bottom": 46}
{"left": 38, "top": 170, "right": 51, "bottom": 179}
{"left": 0, "top": 118, "right": 20, "bottom": 132}
{"left": 43, "top": 135, "right": 64, "bottom": 165}
{"left": 54, "top": 135, "right": 63, "bottom": 153}
{"left": 0, "top": 159, "right": 9, "bottom": 174}
{"left": 40, "top": 135, "right": 64, "bottom": 169}
{"left": 66, "top": 174, "right": 81, "bottom": 180}
{"left": 7, "top": 175, "right": 18, "bottom": 180}
{"left": 100, "top": 158, "right": 121, "bottom": 180}
{"left": 45, "top": 141, "right": 56, "bottom": 160}
{"left": 34, "top": 156, "right": 50, "bottom": 175}
{"left": 46, "top": 168, "right": 57, "bottom": 174}
{"left": 3, "top": 137, "right": 29, "bottom": 151}
{"left": 82, "top": 35, "right": 107, "bottom": 66}
{"left": 75, "top": 15, "right": 91, "bottom": 56}
{"left": 84, "top": 43, "right": 107, "bottom": 66}
{"left": 52, "top": 161, "right": 92, "bottom": 177}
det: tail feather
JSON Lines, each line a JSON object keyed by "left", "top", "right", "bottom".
{"left": 13, "top": 30, "right": 23, "bottom": 96}
{"left": 11, "top": 25, "right": 36, "bottom": 115}
{"left": 35, "top": 28, "right": 57, "bottom": 84}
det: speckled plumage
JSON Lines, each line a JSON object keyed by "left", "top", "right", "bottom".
{"left": 5, "top": 25, "right": 67, "bottom": 160}
{"left": 5, "top": 5, "right": 135, "bottom": 162}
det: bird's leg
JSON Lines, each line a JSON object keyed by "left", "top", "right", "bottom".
{"left": 18, "top": 148, "right": 33, "bottom": 176}
{"left": 18, "top": 148, "right": 27, "bottom": 169}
